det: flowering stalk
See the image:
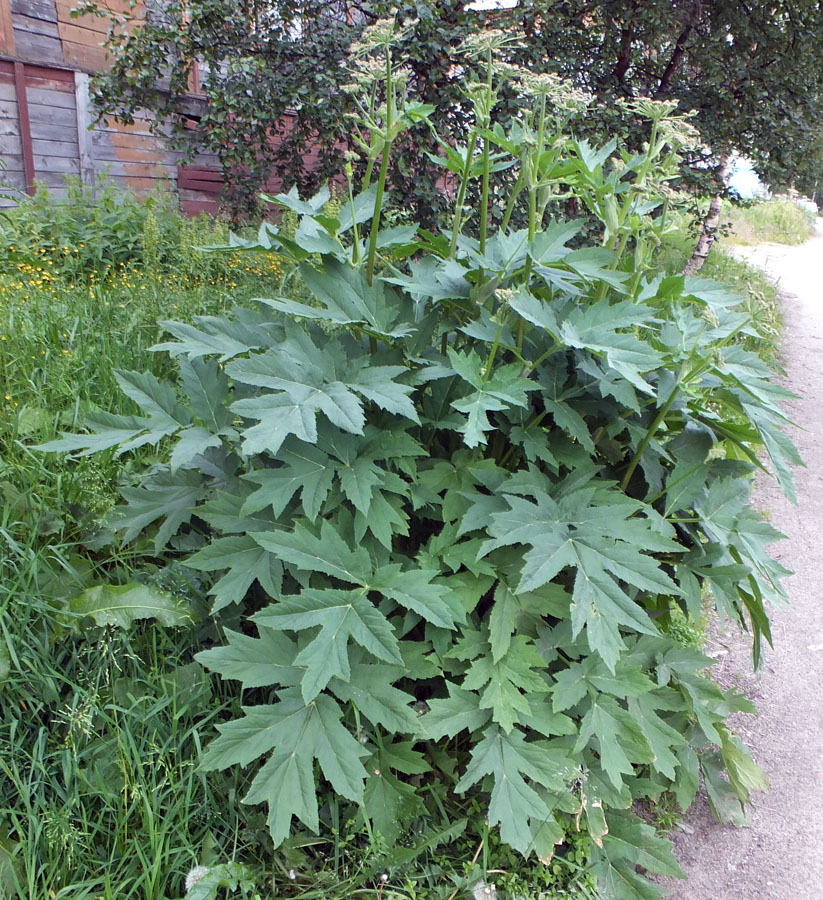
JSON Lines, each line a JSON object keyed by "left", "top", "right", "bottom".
{"left": 366, "top": 46, "right": 393, "bottom": 286}
{"left": 449, "top": 127, "right": 480, "bottom": 259}
{"left": 479, "top": 48, "right": 494, "bottom": 256}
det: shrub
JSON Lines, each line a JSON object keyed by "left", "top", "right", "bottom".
{"left": 0, "top": 178, "right": 240, "bottom": 282}
{"left": 42, "top": 47, "right": 797, "bottom": 898}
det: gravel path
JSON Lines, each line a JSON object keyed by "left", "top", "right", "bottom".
{"left": 658, "top": 224, "right": 823, "bottom": 899}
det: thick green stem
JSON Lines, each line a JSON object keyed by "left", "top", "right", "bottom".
{"left": 346, "top": 171, "right": 361, "bottom": 265}
{"left": 361, "top": 80, "right": 381, "bottom": 190}
{"left": 479, "top": 138, "right": 490, "bottom": 256}
{"left": 366, "top": 50, "right": 393, "bottom": 286}
{"left": 620, "top": 378, "right": 681, "bottom": 491}
{"left": 482, "top": 323, "right": 503, "bottom": 384}
{"left": 449, "top": 127, "right": 480, "bottom": 258}
{"left": 479, "top": 48, "right": 493, "bottom": 257}
{"left": 524, "top": 95, "right": 547, "bottom": 285}
{"left": 501, "top": 172, "right": 524, "bottom": 232}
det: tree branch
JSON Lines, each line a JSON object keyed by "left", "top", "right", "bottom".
{"left": 654, "top": 0, "right": 703, "bottom": 98}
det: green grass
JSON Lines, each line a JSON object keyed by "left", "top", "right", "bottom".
{"left": 0, "top": 252, "right": 290, "bottom": 899}
{"left": 719, "top": 198, "right": 816, "bottom": 247}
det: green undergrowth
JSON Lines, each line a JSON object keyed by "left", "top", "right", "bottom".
{"left": 719, "top": 198, "right": 816, "bottom": 247}
{"left": 0, "top": 41, "right": 799, "bottom": 900}
{"left": 660, "top": 233, "right": 782, "bottom": 364}
{"left": 28, "top": 37, "right": 799, "bottom": 900}
{"left": 0, "top": 209, "right": 600, "bottom": 900}
{"left": 0, "top": 201, "right": 292, "bottom": 898}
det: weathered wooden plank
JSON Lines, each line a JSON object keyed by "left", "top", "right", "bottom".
{"left": 13, "top": 28, "right": 63, "bottom": 64}
{"left": 22, "top": 63, "right": 73, "bottom": 83}
{"left": 13, "top": 13, "right": 59, "bottom": 38}
{"left": 24, "top": 72, "right": 74, "bottom": 92}
{"left": 10, "top": 0, "right": 57, "bottom": 23}
{"left": 0, "top": 118, "right": 20, "bottom": 137}
{"left": 0, "top": 133, "right": 23, "bottom": 155}
{"left": 178, "top": 166, "right": 223, "bottom": 193}
{"left": 74, "top": 71, "right": 94, "bottom": 185}
{"left": 27, "top": 103, "right": 75, "bottom": 126}
{"left": 13, "top": 62, "right": 35, "bottom": 195}
{"left": 96, "top": 160, "right": 177, "bottom": 178}
{"left": 0, "top": 0, "right": 15, "bottom": 55}
{"left": 0, "top": 98, "right": 19, "bottom": 118}
{"left": 25, "top": 86, "right": 75, "bottom": 109}
{"left": 98, "top": 120, "right": 161, "bottom": 139}
{"left": 33, "top": 153, "right": 80, "bottom": 173}
{"left": 92, "top": 130, "right": 160, "bottom": 151}
{"left": 55, "top": 0, "right": 133, "bottom": 24}
{"left": 0, "top": 81, "right": 16, "bottom": 102}
{"left": 55, "top": 4, "right": 111, "bottom": 30}
{"left": 0, "top": 170, "right": 26, "bottom": 201}
{"left": 59, "top": 40, "right": 108, "bottom": 72}
{"left": 181, "top": 198, "right": 220, "bottom": 216}
{"left": 30, "top": 170, "right": 74, "bottom": 191}
{"left": 57, "top": 19, "right": 111, "bottom": 46}
{"left": 31, "top": 138, "right": 77, "bottom": 157}
{"left": 93, "top": 144, "right": 173, "bottom": 164}
{"left": 30, "top": 120, "right": 75, "bottom": 141}
{"left": 107, "top": 174, "right": 170, "bottom": 193}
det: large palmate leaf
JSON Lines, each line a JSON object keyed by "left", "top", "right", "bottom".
{"left": 115, "top": 469, "right": 206, "bottom": 551}
{"left": 228, "top": 325, "right": 416, "bottom": 455}
{"left": 448, "top": 348, "right": 538, "bottom": 447}
{"left": 186, "top": 535, "right": 283, "bottom": 612}
{"left": 37, "top": 369, "right": 191, "bottom": 456}
{"left": 261, "top": 258, "right": 415, "bottom": 338}
{"left": 462, "top": 635, "right": 549, "bottom": 733}
{"left": 200, "top": 690, "right": 368, "bottom": 845}
{"left": 254, "top": 588, "right": 402, "bottom": 701}
{"left": 574, "top": 694, "right": 654, "bottom": 789}
{"left": 151, "top": 307, "right": 282, "bottom": 360}
{"left": 593, "top": 811, "right": 685, "bottom": 899}
{"left": 196, "top": 627, "right": 302, "bottom": 689}
{"left": 241, "top": 441, "right": 335, "bottom": 521}
{"left": 481, "top": 483, "right": 681, "bottom": 670}
{"left": 251, "top": 520, "right": 372, "bottom": 583}
{"left": 456, "top": 725, "right": 572, "bottom": 853}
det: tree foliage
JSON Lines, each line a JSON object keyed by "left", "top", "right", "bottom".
{"left": 81, "top": 0, "right": 823, "bottom": 217}
{"left": 43, "top": 53, "right": 796, "bottom": 897}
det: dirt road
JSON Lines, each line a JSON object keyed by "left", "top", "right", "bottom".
{"left": 658, "top": 225, "right": 823, "bottom": 899}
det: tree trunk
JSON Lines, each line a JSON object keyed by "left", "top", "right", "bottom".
{"left": 683, "top": 154, "right": 732, "bottom": 276}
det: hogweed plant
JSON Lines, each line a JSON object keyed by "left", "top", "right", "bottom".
{"left": 42, "top": 41, "right": 798, "bottom": 900}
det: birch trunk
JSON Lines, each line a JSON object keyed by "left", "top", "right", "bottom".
{"left": 683, "top": 154, "right": 732, "bottom": 276}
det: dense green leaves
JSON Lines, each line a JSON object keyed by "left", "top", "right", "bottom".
{"left": 44, "top": 96, "right": 795, "bottom": 898}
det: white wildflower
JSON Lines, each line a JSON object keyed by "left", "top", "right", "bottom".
{"left": 185, "top": 866, "right": 209, "bottom": 892}
{"left": 460, "top": 28, "right": 521, "bottom": 57}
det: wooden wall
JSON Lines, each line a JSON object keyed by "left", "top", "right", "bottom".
{"left": 0, "top": 0, "right": 224, "bottom": 212}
